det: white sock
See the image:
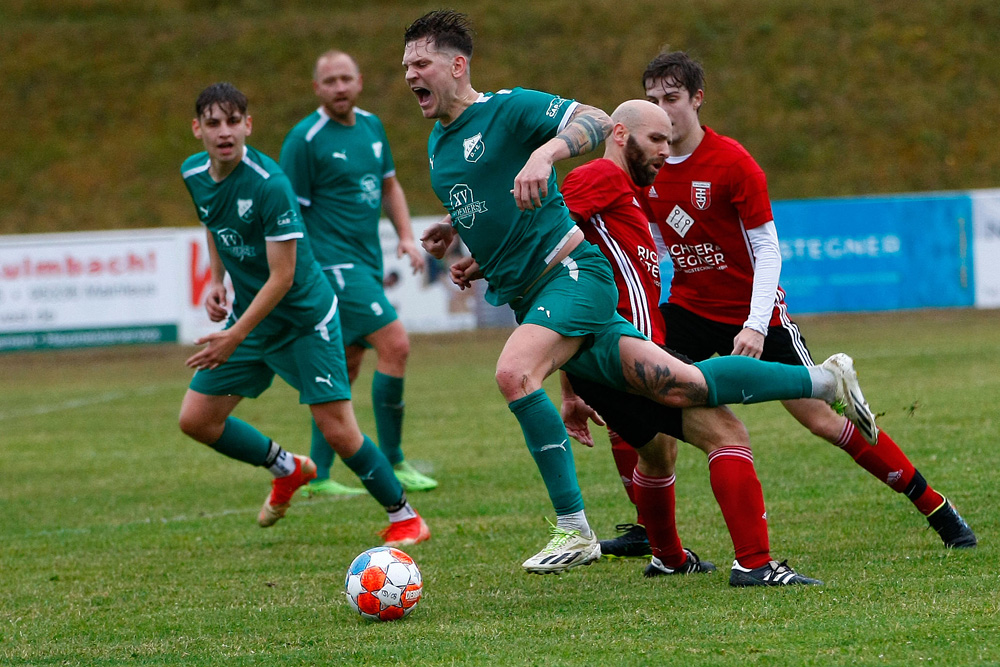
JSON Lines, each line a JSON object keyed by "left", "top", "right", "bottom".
{"left": 808, "top": 366, "right": 837, "bottom": 402}
{"left": 556, "top": 510, "right": 592, "bottom": 538}
{"left": 268, "top": 449, "right": 296, "bottom": 478}
{"left": 388, "top": 502, "right": 418, "bottom": 523}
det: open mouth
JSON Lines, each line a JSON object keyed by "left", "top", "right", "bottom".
{"left": 412, "top": 87, "right": 431, "bottom": 106}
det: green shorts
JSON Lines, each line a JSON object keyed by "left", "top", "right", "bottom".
{"left": 512, "top": 242, "right": 645, "bottom": 391}
{"left": 322, "top": 264, "right": 398, "bottom": 348}
{"left": 189, "top": 318, "right": 352, "bottom": 405}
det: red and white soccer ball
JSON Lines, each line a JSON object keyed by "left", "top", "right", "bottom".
{"left": 344, "top": 546, "right": 423, "bottom": 621}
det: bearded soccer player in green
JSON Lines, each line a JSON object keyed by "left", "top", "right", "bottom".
{"left": 178, "top": 82, "right": 429, "bottom": 546}
{"left": 404, "top": 10, "right": 878, "bottom": 574}
{"left": 281, "top": 50, "right": 437, "bottom": 498}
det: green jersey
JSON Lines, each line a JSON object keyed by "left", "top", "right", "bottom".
{"left": 427, "top": 87, "right": 579, "bottom": 306}
{"left": 280, "top": 107, "right": 395, "bottom": 277}
{"left": 181, "top": 145, "right": 336, "bottom": 338}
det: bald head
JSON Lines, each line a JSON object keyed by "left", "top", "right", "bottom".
{"left": 606, "top": 99, "right": 671, "bottom": 187}
{"left": 611, "top": 99, "right": 671, "bottom": 135}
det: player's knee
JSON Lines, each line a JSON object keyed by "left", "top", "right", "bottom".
{"left": 495, "top": 367, "right": 533, "bottom": 402}
{"left": 178, "top": 412, "right": 214, "bottom": 444}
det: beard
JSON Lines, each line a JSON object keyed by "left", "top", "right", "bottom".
{"left": 625, "top": 136, "right": 658, "bottom": 187}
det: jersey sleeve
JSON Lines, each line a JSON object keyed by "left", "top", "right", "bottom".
{"left": 729, "top": 153, "right": 773, "bottom": 230}
{"left": 500, "top": 88, "right": 578, "bottom": 148}
{"left": 561, "top": 162, "right": 620, "bottom": 222}
{"left": 278, "top": 130, "right": 314, "bottom": 208}
{"left": 259, "top": 174, "right": 306, "bottom": 242}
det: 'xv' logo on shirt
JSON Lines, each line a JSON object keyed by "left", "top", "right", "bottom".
{"left": 449, "top": 184, "right": 488, "bottom": 228}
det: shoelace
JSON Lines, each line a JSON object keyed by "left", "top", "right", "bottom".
{"left": 542, "top": 519, "right": 581, "bottom": 553}
{"left": 613, "top": 522, "right": 641, "bottom": 533}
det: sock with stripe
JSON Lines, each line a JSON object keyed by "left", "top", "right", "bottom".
{"left": 694, "top": 356, "right": 813, "bottom": 406}
{"left": 509, "top": 389, "right": 588, "bottom": 528}
{"left": 633, "top": 469, "right": 685, "bottom": 567}
{"left": 609, "top": 429, "right": 644, "bottom": 524}
{"left": 708, "top": 446, "right": 771, "bottom": 569}
{"left": 341, "top": 435, "right": 405, "bottom": 508}
{"left": 834, "top": 421, "right": 945, "bottom": 515}
{"left": 372, "top": 371, "right": 405, "bottom": 466}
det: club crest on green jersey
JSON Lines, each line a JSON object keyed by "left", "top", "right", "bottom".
{"left": 372, "top": 141, "right": 383, "bottom": 159}
{"left": 237, "top": 198, "right": 254, "bottom": 221}
{"left": 449, "top": 184, "right": 488, "bottom": 228}
{"left": 463, "top": 133, "right": 485, "bottom": 163}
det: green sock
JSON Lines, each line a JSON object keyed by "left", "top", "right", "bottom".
{"left": 372, "top": 371, "right": 405, "bottom": 466}
{"left": 509, "top": 389, "right": 585, "bottom": 515}
{"left": 342, "top": 435, "right": 404, "bottom": 507}
{"left": 308, "top": 420, "right": 335, "bottom": 482}
{"left": 209, "top": 417, "right": 271, "bottom": 466}
{"left": 694, "top": 356, "right": 813, "bottom": 407}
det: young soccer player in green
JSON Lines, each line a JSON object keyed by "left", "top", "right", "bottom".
{"left": 404, "top": 10, "right": 875, "bottom": 573}
{"left": 177, "top": 82, "right": 429, "bottom": 546}
{"left": 280, "top": 51, "right": 438, "bottom": 497}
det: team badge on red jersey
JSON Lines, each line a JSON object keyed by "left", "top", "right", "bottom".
{"left": 691, "top": 181, "right": 711, "bottom": 210}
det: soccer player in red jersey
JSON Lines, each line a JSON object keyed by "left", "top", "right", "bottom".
{"left": 635, "top": 50, "right": 975, "bottom": 550}
{"left": 560, "top": 99, "right": 820, "bottom": 585}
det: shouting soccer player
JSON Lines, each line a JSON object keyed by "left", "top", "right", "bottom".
{"left": 405, "top": 10, "right": 881, "bottom": 574}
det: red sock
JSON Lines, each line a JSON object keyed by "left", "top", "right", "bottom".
{"left": 609, "top": 429, "right": 643, "bottom": 524}
{"left": 834, "top": 421, "right": 945, "bottom": 515}
{"left": 707, "top": 446, "right": 771, "bottom": 569}
{"left": 633, "top": 469, "right": 685, "bottom": 567}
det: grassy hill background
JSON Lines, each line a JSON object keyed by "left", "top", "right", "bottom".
{"left": 2, "top": 0, "right": 998, "bottom": 234}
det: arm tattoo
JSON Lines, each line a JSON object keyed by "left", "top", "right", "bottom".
{"left": 556, "top": 107, "right": 612, "bottom": 157}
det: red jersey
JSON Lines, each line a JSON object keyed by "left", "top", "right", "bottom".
{"left": 562, "top": 158, "right": 665, "bottom": 344}
{"left": 643, "top": 126, "right": 786, "bottom": 327}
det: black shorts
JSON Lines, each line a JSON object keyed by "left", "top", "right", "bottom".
{"left": 660, "top": 303, "right": 814, "bottom": 366}
{"left": 564, "top": 347, "right": 692, "bottom": 449}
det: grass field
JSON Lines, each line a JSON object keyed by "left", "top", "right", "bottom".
{"left": 1, "top": 309, "right": 998, "bottom": 665}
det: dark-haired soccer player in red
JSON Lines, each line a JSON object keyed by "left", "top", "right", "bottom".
{"left": 602, "top": 51, "right": 974, "bottom": 556}
{"left": 560, "top": 99, "right": 820, "bottom": 585}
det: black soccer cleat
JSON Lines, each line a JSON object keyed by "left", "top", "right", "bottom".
{"left": 928, "top": 499, "right": 977, "bottom": 548}
{"left": 729, "top": 559, "right": 823, "bottom": 587}
{"left": 644, "top": 549, "right": 716, "bottom": 578}
{"left": 599, "top": 523, "right": 652, "bottom": 558}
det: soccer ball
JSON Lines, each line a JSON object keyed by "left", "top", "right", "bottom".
{"left": 344, "top": 546, "right": 423, "bottom": 621}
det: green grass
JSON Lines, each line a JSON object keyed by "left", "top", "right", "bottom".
{"left": 3, "top": 1, "right": 1000, "bottom": 234}
{"left": 1, "top": 309, "right": 998, "bottom": 665}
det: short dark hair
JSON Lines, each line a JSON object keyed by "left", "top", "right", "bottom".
{"left": 642, "top": 51, "right": 705, "bottom": 98}
{"left": 404, "top": 9, "right": 474, "bottom": 57}
{"left": 195, "top": 82, "right": 248, "bottom": 118}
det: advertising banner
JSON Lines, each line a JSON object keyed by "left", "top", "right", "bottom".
{"left": 0, "top": 229, "right": 187, "bottom": 351}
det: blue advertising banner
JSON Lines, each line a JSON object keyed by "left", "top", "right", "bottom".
{"left": 772, "top": 193, "right": 975, "bottom": 314}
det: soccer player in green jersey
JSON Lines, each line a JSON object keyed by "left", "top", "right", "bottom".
{"left": 404, "top": 10, "right": 876, "bottom": 574}
{"left": 281, "top": 50, "right": 438, "bottom": 498}
{"left": 178, "top": 82, "right": 430, "bottom": 546}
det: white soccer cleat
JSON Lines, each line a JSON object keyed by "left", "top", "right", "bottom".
{"left": 822, "top": 353, "right": 879, "bottom": 445}
{"left": 522, "top": 523, "right": 601, "bottom": 574}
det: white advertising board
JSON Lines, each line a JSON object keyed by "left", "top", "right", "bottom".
{"left": 972, "top": 189, "right": 1000, "bottom": 308}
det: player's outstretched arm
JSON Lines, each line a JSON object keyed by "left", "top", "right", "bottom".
{"left": 513, "top": 104, "right": 612, "bottom": 211}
